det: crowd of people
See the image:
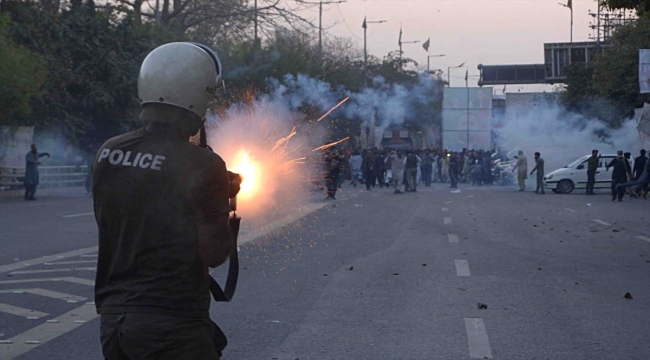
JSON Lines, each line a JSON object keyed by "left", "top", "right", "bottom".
{"left": 321, "top": 147, "right": 508, "bottom": 199}
{"left": 320, "top": 147, "right": 649, "bottom": 201}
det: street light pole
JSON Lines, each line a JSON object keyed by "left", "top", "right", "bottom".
{"left": 447, "top": 61, "right": 466, "bottom": 87}
{"left": 559, "top": 1, "right": 573, "bottom": 43}
{"left": 427, "top": 54, "right": 446, "bottom": 73}
{"left": 363, "top": 17, "right": 386, "bottom": 88}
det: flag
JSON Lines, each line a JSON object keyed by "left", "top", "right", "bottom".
{"left": 567, "top": 0, "right": 572, "bottom": 10}
{"left": 362, "top": 17, "right": 367, "bottom": 29}
{"left": 422, "top": 38, "right": 430, "bottom": 52}
{"left": 398, "top": 26, "right": 402, "bottom": 46}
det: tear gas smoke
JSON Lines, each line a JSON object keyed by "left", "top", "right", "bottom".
{"left": 497, "top": 98, "right": 643, "bottom": 173}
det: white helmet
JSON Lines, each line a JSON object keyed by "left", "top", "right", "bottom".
{"left": 138, "top": 42, "right": 223, "bottom": 119}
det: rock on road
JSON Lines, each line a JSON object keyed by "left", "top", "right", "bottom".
{"left": 0, "top": 185, "right": 648, "bottom": 360}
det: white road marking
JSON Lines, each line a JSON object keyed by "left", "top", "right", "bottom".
{"left": 43, "top": 260, "right": 96, "bottom": 266}
{"left": 0, "top": 303, "right": 48, "bottom": 319}
{"left": 444, "top": 201, "right": 453, "bottom": 205}
{"left": 448, "top": 234, "right": 459, "bottom": 243}
{"left": 9, "top": 267, "right": 96, "bottom": 275}
{"left": 0, "top": 247, "right": 98, "bottom": 274}
{"left": 455, "top": 260, "right": 471, "bottom": 276}
{"left": 441, "top": 207, "right": 449, "bottom": 212}
{"left": 593, "top": 219, "right": 611, "bottom": 226}
{"left": 444, "top": 217, "right": 453, "bottom": 225}
{"left": 0, "top": 288, "right": 86, "bottom": 302}
{"left": 466, "top": 195, "right": 475, "bottom": 198}
{"left": 636, "top": 236, "right": 650, "bottom": 243}
{"left": 80, "top": 254, "right": 98, "bottom": 258}
{"left": 0, "top": 277, "right": 94, "bottom": 286}
{"left": 0, "top": 303, "right": 98, "bottom": 360}
{"left": 465, "top": 318, "right": 493, "bottom": 359}
{"left": 61, "top": 213, "right": 94, "bottom": 218}
{"left": 565, "top": 208, "right": 577, "bottom": 213}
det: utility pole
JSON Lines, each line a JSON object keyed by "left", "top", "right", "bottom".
{"left": 363, "top": 17, "right": 387, "bottom": 88}
{"left": 304, "top": 0, "right": 346, "bottom": 67}
{"left": 254, "top": 0, "right": 258, "bottom": 60}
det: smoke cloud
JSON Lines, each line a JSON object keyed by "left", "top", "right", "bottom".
{"left": 496, "top": 97, "right": 643, "bottom": 172}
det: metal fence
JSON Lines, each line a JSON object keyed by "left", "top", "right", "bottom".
{"left": 0, "top": 165, "right": 89, "bottom": 191}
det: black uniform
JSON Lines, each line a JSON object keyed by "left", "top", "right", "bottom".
{"left": 92, "top": 128, "right": 231, "bottom": 360}
{"left": 606, "top": 156, "right": 630, "bottom": 201}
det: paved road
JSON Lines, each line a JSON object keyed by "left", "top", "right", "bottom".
{"left": 0, "top": 184, "right": 648, "bottom": 360}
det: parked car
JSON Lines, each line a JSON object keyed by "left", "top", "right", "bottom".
{"left": 544, "top": 154, "right": 617, "bottom": 194}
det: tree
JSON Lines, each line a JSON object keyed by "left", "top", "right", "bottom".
{"left": 593, "top": 19, "right": 650, "bottom": 122}
{"left": 602, "top": 0, "right": 650, "bottom": 18}
{"left": 0, "top": 13, "right": 46, "bottom": 124}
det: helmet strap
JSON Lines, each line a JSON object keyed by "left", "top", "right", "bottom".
{"left": 199, "top": 124, "right": 213, "bottom": 151}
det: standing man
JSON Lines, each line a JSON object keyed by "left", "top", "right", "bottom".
{"left": 586, "top": 149, "right": 600, "bottom": 195}
{"left": 530, "top": 152, "right": 545, "bottom": 194}
{"left": 387, "top": 150, "right": 405, "bottom": 194}
{"left": 373, "top": 150, "right": 386, "bottom": 188}
{"left": 348, "top": 150, "right": 363, "bottom": 187}
{"left": 448, "top": 152, "right": 459, "bottom": 189}
{"left": 512, "top": 150, "right": 528, "bottom": 191}
{"left": 421, "top": 149, "right": 433, "bottom": 187}
{"left": 404, "top": 150, "right": 421, "bottom": 192}
{"left": 93, "top": 43, "right": 239, "bottom": 359}
{"left": 325, "top": 149, "right": 341, "bottom": 199}
{"left": 633, "top": 149, "right": 648, "bottom": 195}
{"left": 24, "top": 144, "right": 51, "bottom": 200}
{"left": 362, "top": 149, "right": 375, "bottom": 191}
{"left": 606, "top": 150, "right": 631, "bottom": 202}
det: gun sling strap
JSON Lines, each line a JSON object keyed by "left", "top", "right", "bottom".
{"left": 199, "top": 124, "right": 240, "bottom": 303}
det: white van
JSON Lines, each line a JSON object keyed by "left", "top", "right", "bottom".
{"left": 544, "top": 154, "right": 617, "bottom": 194}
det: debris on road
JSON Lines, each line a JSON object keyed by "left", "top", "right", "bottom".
{"left": 392, "top": 273, "right": 399, "bottom": 275}
{"left": 348, "top": 266, "right": 354, "bottom": 270}
{"left": 323, "top": 274, "right": 327, "bottom": 276}
{"left": 451, "top": 190, "right": 462, "bottom": 193}
{"left": 477, "top": 302, "right": 488, "bottom": 309}
{"left": 624, "top": 292, "right": 633, "bottom": 299}
{"left": 266, "top": 320, "right": 281, "bottom": 323}
{"left": 587, "top": 203, "right": 593, "bottom": 207}
{"left": 612, "top": 229, "right": 620, "bottom": 233}
{"left": 422, "top": 264, "right": 426, "bottom": 266}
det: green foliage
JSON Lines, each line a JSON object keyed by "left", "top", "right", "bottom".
{"left": 562, "top": 19, "right": 650, "bottom": 127}
{"left": 6, "top": 0, "right": 176, "bottom": 146}
{"left": 0, "top": 13, "right": 46, "bottom": 123}
{"left": 6, "top": 0, "right": 437, "bottom": 145}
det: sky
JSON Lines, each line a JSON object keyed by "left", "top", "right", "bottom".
{"left": 299, "top": 0, "right": 605, "bottom": 90}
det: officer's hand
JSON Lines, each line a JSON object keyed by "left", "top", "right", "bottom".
{"left": 228, "top": 171, "right": 242, "bottom": 198}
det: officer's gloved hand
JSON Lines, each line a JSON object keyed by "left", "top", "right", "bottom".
{"left": 228, "top": 171, "right": 242, "bottom": 198}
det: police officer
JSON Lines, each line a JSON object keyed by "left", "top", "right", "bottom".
{"left": 93, "top": 43, "right": 235, "bottom": 359}
{"left": 586, "top": 149, "right": 600, "bottom": 195}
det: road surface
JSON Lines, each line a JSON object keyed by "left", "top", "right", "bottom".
{"left": 1, "top": 184, "right": 649, "bottom": 359}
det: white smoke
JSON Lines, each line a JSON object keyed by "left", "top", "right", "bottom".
{"left": 267, "top": 72, "right": 443, "bottom": 127}
{"left": 497, "top": 97, "right": 643, "bottom": 172}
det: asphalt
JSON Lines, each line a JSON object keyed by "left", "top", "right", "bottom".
{"left": 0, "top": 182, "right": 648, "bottom": 360}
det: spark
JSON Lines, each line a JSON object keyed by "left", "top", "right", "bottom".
{"left": 312, "top": 137, "right": 350, "bottom": 152}
{"left": 316, "top": 97, "right": 350, "bottom": 122}
{"left": 271, "top": 126, "right": 297, "bottom": 154}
